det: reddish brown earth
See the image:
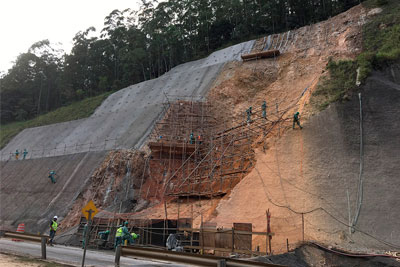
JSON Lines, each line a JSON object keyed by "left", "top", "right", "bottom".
{"left": 60, "top": 4, "right": 400, "bottom": 256}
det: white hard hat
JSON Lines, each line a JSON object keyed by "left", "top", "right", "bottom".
{"left": 54, "top": 216, "right": 58, "bottom": 219}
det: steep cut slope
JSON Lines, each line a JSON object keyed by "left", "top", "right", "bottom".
{"left": 0, "top": 152, "right": 105, "bottom": 233}
{"left": 0, "top": 41, "right": 254, "bottom": 160}
{"left": 0, "top": 40, "right": 254, "bottom": 233}
{"left": 209, "top": 65, "right": 400, "bottom": 252}
{"left": 109, "top": 4, "right": 400, "bottom": 254}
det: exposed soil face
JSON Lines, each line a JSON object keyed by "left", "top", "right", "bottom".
{"left": 59, "top": 150, "right": 147, "bottom": 232}
{"left": 209, "top": 4, "right": 366, "bottom": 124}
{"left": 202, "top": 4, "right": 400, "bottom": 254}
{"left": 58, "top": 4, "right": 400, "bottom": 257}
{"left": 207, "top": 61, "right": 400, "bottom": 254}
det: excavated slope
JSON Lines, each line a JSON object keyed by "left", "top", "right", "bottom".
{"left": 211, "top": 65, "right": 400, "bottom": 252}
{"left": 0, "top": 40, "right": 253, "bottom": 233}
{"left": 0, "top": 41, "right": 253, "bottom": 160}
{"left": 120, "top": 5, "right": 399, "bottom": 253}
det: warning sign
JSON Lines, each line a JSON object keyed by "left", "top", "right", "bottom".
{"left": 81, "top": 200, "right": 98, "bottom": 221}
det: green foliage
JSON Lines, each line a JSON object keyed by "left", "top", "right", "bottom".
{"left": 357, "top": 0, "right": 400, "bottom": 80}
{"left": 313, "top": 0, "right": 399, "bottom": 110}
{"left": 1, "top": 0, "right": 365, "bottom": 125}
{"left": 313, "top": 60, "right": 357, "bottom": 110}
{"left": 363, "top": 0, "right": 388, "bottom": 8}
{"left": 357, "top": 52, "right": 375, "bottom": 82}
{"left": 0, "top": 92, "right": 111, "bottom": 149}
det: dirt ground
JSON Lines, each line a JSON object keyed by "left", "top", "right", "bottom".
{"left": 0, "top": 253, "right": 68, "bottom": 267}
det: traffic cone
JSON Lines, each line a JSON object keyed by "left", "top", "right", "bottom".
{"left": 12, "top": 223, "right": 25, "bottom": 242}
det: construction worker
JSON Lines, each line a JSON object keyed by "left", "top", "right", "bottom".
{"left": 130, "top": 232, "right": 139, "bottom": 245}
{"left": 82, "top": 223, "right": 88, "bottom": 249}
{"left": 22, "top": 149, "right": 28, "bottom": 159}
{"left": 98, "top": 230, "right": 110, "bottom": 248}
{"left": 121, "top": 221, "right": 131, "bottom": 245}
{"left": 48, "top": 216, "right": 58, "bottom": 246}
{"left": 293, "top": 112, "right": 303, "bottom": 129}
{"left": 115, "top": 224, "right": 123, "bottom": 248}
{"left": 262, "top": 101, "right": 267, "bottom": 119}
{"left": 189, "top": 133, "right": 195, "bottom": 144}
{"left": 15, "top": 149, "right": 19, "bottom": 160}
{"left": 197, "top": 134, "right": 202, "bottom": 144}
{"left": 166, "top": 233, "right": 179, "bottom": 250}
{"left": 48, "top": 171, "right": 56, "bottom": 184}
{"left": 246, "top": 107, "right": 253, "bottom": 123}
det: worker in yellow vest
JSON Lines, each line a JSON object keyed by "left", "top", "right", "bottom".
{"left": 114, "top": 224, "right": 123, "bottom": 248}
{"left": 48, "top": 216, "right": 58, "bottom": 246}
{"left": 130, "top": 232, "right": 140, "bottom": 245}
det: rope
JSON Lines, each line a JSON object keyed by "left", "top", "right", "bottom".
{"left": 253, "top": 166, "right": 400, "bottom": 249}
{"left": 352, "top": 92, "right": 364, "bottom": 229}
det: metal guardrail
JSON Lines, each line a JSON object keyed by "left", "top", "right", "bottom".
{"left": 115, "top": 245, "right": 287, "bottom": 267}
{"left": 2, "top": 231, "right": 49, "bottom": 259}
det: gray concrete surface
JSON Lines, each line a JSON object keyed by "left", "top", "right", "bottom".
{"left": 302, "top": 65, "right": 400, "bottom": 250}
{"left": 0, "top": 41, "right": 254, "bottom": 160}
{"left": 0, "top": 239, "right": 187, "bottom": 266}
{"left": 0, "top": 40, "right": 253, "bottom": 237}
{"left": 0, "top": 152, "right": 106, "bottom": 233}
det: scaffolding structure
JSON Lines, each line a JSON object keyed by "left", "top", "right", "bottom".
{"left": 74, "top": 95, "right": 298, "bottom": 254}
{"left": 145, "top": 96, "right": 285, "bottom": 199}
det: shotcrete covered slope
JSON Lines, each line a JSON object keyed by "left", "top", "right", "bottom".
{"left": 0, "top": 151, "right": 106, "bottom": 233}
{"left": 211, "top": 65, "right": 400, "bottom": 252}
{"left": 0, "top": 41, "right": 254, "bottom": 160}
{"left": 0, "top": 41, "right": 253, "bottom": 233}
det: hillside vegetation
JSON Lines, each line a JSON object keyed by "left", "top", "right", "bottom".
{"left": 0, "top": 0, "right": 364, "bottom": 125}
{"left": 312, "top": 0, "right": 400, "bottom": 110}
{"left": 0, "top": 92, "right": 111, "bottom": 149}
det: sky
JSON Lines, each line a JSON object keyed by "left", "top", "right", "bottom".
{"left": 0, "top": 0, "right": 142, "bottom": 74}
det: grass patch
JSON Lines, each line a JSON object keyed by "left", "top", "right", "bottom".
{"left": 0, "top": 91, "right": 112, "bottom": 149}
{"left": 312, "top": 59, "right": 357, "bottom": 110}
{"left": 312, "top": 0, "right": 400, "bottom": 110}
{"left": 358, "top": 0, "right": 400, "bottom": 79}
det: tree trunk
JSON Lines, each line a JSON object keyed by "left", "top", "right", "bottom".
{"left": 37, "top": 77, "right": 43, "bottom": 116}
